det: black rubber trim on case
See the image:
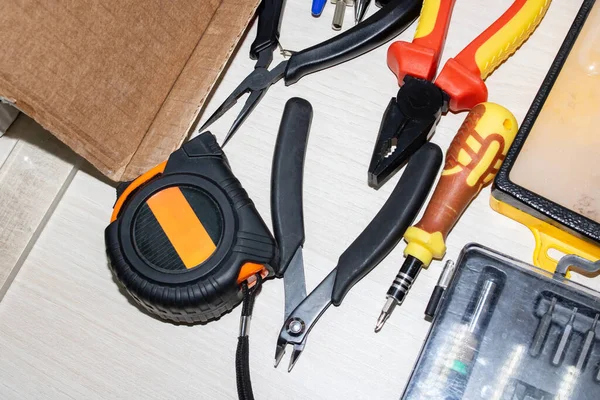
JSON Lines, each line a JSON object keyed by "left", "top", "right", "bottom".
{"left": 271, "top": 98, "right": 312, "bottom": 277}
{"left": 492, "top": 0, "right": 600, "bottom": 245}
{"left": 331, "top": 142, "right": 443, "bottom": 306}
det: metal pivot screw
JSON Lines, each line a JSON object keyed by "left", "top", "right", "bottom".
{"left": 287, "top": 318, "right": 305, "bottom": 336}
{"left": 331, "top": 0, "right": 355, "bottom": 31}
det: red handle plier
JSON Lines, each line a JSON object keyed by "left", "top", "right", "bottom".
{"left": 368, "top": 0, "right": 551, "bottom": 188}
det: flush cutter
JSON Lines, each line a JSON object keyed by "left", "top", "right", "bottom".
{"left": 270, "top": 99, "right": 442, "bottom": 372}
{"left": 199, "top": 0, "right": 423, "bottom": 144}
{"left": 367, "top": 0, "right": 551, "bottom": 189}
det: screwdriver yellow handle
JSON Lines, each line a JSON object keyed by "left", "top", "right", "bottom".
{"left": 404, "top": 102, "right": 518, "bottom": 266}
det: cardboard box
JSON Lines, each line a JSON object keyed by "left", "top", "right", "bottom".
{"left": 0, "top": 0, "right": 260, "bottom": 181}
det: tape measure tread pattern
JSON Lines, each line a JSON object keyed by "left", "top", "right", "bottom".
{"left": 106, "top": 198, "right": 248, "bottom": 323}
{"left": 106, "top": 250, "right": 243, "bottom": 324}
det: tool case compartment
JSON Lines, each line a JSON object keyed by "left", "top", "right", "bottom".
{"left": 402, "top": 244, "right": 600, "bottom": 400}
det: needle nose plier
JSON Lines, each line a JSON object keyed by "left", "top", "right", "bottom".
{"left": 200, "top": 0, "right": 423, "bottom": 145}
{"left": 367, "top": 0, "right": 551, "bottom": 188}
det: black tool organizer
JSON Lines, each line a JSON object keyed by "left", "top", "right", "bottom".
{"left": 402, "top": 244, "right": 600, "bottom": 400}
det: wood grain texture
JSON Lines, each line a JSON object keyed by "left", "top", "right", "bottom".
{"left": 1, "top": 1, "right": 599, "bottom": 399}
{"left": 0, "top": 115, "right": 79, "bottom": 301}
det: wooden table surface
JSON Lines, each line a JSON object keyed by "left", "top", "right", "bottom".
{"left": 1, "top": 1, "right": 597, "bottom": 399}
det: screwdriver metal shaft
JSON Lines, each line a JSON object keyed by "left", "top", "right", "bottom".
{"left": 529, "top": 297, "right": 556, "bottom": 357}
{"left": 375, "top": 256, "right": 422, "bottom": 332}
{"left": 576, "top": 314, "right": 598, "bottom": 371}
{"left": 552, "top": 307, "right": 578, "bottom": 366}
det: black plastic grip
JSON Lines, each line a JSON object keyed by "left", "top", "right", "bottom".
{"left": 424, "top": 286, "right": 445, "bottom": 320}
{"left": 271, "top": 98, "right": 313, "bottom": 277}
{"left": 283, "top": 0, "right": 421, "bottom": 85}
{"left": 250, "top": 0, "right": 286, "bottom": 60}
{"left": 331, "top": 142, "right": 443, "bottom": 306}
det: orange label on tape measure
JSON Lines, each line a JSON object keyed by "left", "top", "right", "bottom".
{"left": 147, "top": 187, "right": 216, "bottom": 269}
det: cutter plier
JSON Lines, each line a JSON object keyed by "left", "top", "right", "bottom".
{"left": 270, "top": 98, "right": 443, "bottom": 372}
{"left": 367, "top": 0, "right": 551, "bottom": 188}
{"left": 200, "top": 0, "right": 423, "bottom": 145}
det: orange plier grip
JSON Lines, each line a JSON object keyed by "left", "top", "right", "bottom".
{"left": 388, "top": 0, "right": 456, "bottom": 83}
{"left": 436, "top": 0, "right": 551, "bottom": 111}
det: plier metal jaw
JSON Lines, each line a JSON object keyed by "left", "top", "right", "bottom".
{"left": 275, "top": 320, "right": 305, "bottom": 372}
{"left": 368, "top": 76, "right": 448, "bottom": 188}
{"left": 274, "top": 270, "right": 335, "bottom": 372}
{"left": 199, "top": 52, "right": 287, "bottom": 146}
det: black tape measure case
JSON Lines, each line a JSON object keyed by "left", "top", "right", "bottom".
{"left": 105, "top": 132, "right": 278, "bottom": 323}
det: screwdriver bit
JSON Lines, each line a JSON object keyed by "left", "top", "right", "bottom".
{"left": 529, "top": 297, "right": 556, "bottom": 357}
{"left": 552, "top": 307, "right": 577, "bottom": 366}
{"left": 575, "top": 314, "right": 598, "bottom": 371}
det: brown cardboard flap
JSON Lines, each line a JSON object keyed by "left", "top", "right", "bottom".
{"left": 0, "top": 0, "right": 260, "bottom": 181}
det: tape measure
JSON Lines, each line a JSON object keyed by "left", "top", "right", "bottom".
{"left": 105, "top": 132, "right": 278, "bottom": 323}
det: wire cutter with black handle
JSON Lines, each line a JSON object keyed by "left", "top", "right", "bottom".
{"left": 270, "top": 98, "right": 442, "bottom": 372}
{"left": 367, "top": 0, "right": 551, "bottom": 189}
{"left": 200, "top": 0, "right": 423, "bottom": 144}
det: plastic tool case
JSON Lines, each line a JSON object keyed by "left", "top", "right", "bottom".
{"left": 402, "top": 244, "right": 600, "bottom": 400}
{"left": 491, "top": 0, "right": 600, "bottom": 272}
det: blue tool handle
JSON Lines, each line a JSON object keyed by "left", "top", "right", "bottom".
{"left": 284, "top": 0, "right": 421, "bottom": 85}
{"left": 311, "top": 0, "right": 327, "bottom": 16}
{"left": 250, "top": 0, "right": 286, "bottom": 60}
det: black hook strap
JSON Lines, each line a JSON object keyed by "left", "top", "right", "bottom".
{"left": 236, "top": 275, "right": 263, "bottom": 400}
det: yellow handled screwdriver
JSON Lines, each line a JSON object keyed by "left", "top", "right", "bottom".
{"left": 375, "top": 102, "right": 518, "bottom": 332}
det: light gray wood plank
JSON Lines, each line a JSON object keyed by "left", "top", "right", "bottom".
{"left": 0, "top": 115, "right": 79, "bottom": 300}
{"left": 0, "top": 1, "right": 596, "bottom": 399}
{"left": 0, "top": 102, "right": 19, "bottom": 136}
